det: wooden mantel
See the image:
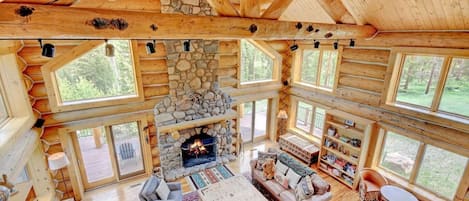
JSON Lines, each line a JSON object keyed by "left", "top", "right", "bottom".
{"left": 0, "top": 4, "right": 376, "bottom": 40}
{"left": 157, "top": 110, "right": 238, "bottom": 133}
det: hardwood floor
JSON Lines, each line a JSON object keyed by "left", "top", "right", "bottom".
{"left": 83, "top": 140, "right": 359, "bottom": 201}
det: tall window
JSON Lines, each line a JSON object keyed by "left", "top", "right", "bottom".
{"left": 387, "top": 48, "right": 469, "bottom": 119}
{"left": 378, "top": 130, "right": 468, "bottom": 200}
{"left": 293, "top": 100, "right": 325, "bottom": 138}
{"left": 240, "top": 40, "right": 275, "bottom": 84}
{"left": 55, "top": 40, "right": 137, "bottom": 103}
{"left": 293, "top": 47, "right": 340, "bottom": 91}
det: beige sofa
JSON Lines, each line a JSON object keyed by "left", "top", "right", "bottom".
{"left": 250, "top": 152, "right": 332, "bottom": 201}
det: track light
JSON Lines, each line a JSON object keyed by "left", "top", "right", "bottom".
{"left": 146, "top": 40, "right": 156, "bottom": 54}
{"left": 105, "top": 40, "right": 115, "bottom": 57}
{"left": 295, "top": 22, "right": 303, "bottom": 30}
{"left": 333, "top": 40, "right": 339, "bottom": 50}
{"left": 314, "top": 40, "right": 320, "bottom": 49}
{"left": 290, "top": 40, "right": 299, "bottom": 51}
{"left": 183, "top": 40, "right": 191, "bottom": 52}
{"left": 38, "top": 39, "right": 55, "bottom": 58}
{"left": 349, "top": 39, "right": 355, "bottom": 47}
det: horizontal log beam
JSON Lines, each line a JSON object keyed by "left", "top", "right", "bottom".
{"left": 0, "top": 3, "right": 376, "bottom": 40}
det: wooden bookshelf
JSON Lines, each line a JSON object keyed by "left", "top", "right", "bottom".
{"left": 318, "top": 109, "right": 375, "bottom": 189}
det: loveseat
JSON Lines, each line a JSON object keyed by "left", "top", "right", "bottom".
{"left": 250, "top": 150, "right": 332, "bottom": 201}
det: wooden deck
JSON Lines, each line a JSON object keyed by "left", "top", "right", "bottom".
{"left": 83, "top": 140, "right": 359, "bottom": 201}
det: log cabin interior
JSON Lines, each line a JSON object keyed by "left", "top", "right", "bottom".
{"left": 0, "top": 0, "right": 468, "bottom": 201}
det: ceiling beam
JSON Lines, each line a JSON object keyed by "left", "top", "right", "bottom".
{"left": 317, "top": 0, "right": 356, "bottom": 24}
{"left": 260, "top": 0, "right": 293, "bottom": 19}
{"left": 0, "top": 4, "right": 376, "bottom": 40}
{"left": 206, "top": 0, "right": 239, "bottom": 17}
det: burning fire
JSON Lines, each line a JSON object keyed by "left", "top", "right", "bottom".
{"left": 189, "top": 139, "right": 208, "bottom": 157}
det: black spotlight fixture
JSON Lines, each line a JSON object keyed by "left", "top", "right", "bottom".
{"left": 314, "top": 40, "right": 320, "bottom": 49}
{"left": 295, "top": 22, "right": 303, "bottom": 30}
{"left": 146, "top": 40, "right": 156, "bottom": 54}
{"left": 38, "top": 39, "right": 55, "bottom": 58}
{"left": 306, "top": 25, "right": 314, "bottom": 32}
{"left": 183, "top": 40, "right": 191, "bottom": 52}
{"left": 105, "top": 40, "right": 115, "bottom": 57}
{"left": 333, "top": 40, "right": 339, "bottom": 50}
{"left": 290, "top": 40, "right": 299, "bottom": 51}
{"left": 349, "top": 39, "right": 355, "bottom": 47}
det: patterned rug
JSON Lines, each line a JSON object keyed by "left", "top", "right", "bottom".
{"left": 185, "top": 165, "right": 234, "bottom": 190}
{"left": 182, "top": 191, "right": 199, "bottom": 201}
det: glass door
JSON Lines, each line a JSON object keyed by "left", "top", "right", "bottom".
{"left": 73, "top": 127, "right": 116, "bottom": 189}
{"left": 110, "top": 122, "right": 145, "bottom": 179}
{"left": 240, "top": 99, "right": 270, "bottom": 143}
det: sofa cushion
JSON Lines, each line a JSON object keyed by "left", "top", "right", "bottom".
{"left": 256, "top": 151, "right": 277, "bottom": 170}
{"left": 311, "top": 174, "right": 330, "bottom": 195}
{"left": 279, "top": 190, "right": 296, "bottom": 201}
{"left": 253, "top": 169, "right": 264, "bottom": 180}
{"left": 286, "top": 169, "right": 302, "bottom": 189}
{"left": 156, "top": 179, "right": 170, "bottom": 200}
{"left": 264, "top": 180, "right": 286, "bottom": 196}
{"left": 168, "top": 190, "right": 183, "bottom": 200}
{"left": 278, "top": 153, "right": 315, "bottom": 176}
{"left": 295, "top": 176, "right": 314, "bottom": 201}
{"left": 140, "top": 176, "right": 161, "bottom": 201}
{"left": 274, "top": 171, "right": 289, "bottom": 189}
{"left": 275, "top": 161, "right": 289, "bottom": 175}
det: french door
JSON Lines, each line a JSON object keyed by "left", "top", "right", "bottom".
{"left": 240, "top": 99, "right": 270, "bottom": 143}
{"left": 72, "top": 121, "right": 146, "bottom": 190}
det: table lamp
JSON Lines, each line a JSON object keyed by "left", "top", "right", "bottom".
{"left": 48, "top": 152, "right": 70, "bottom": 200}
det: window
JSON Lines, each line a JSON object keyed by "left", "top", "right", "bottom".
{"left": 240, "top": 40, "right": 280, "bottom": 85}
{"left": 293, "top": 46, "right": 340, "bottom": 91}
{"left": 378, "top": 129, "right": 468, "bottom": 200}
{"left": 293, "top": 100, "right": 326, "bottom": 139}
{"left": 43, "top": 40, "right": 143, "bottom": 112}
{"left": 387, "top": 48, "right": 469, "bottom": 120}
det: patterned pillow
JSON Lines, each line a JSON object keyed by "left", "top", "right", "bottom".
{"left": 286, "top": 169, "right": 302, "bottom": 189}
{"left": 256, "top": 151, "right": 277, "bottom": 170}
{"left": 275, "top": 161, "right": 289, "bottom": 175}
{"left": 295, "top": 176, "right": 315, "bottom": 201}
{"left": 311, "top": 174, "right": 330, "bottom": 195}
{"left": 274, "top": 171, "right": 289, "bottom": 189}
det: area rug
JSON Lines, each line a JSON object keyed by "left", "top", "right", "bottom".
{"left": 182, "top": 191, "right": 199, "bottom": 201}
{"left": 185, "top": 164, "right": 234, "bottom": 190}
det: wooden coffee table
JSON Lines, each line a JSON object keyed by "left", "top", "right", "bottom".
{"left": 197, "top": 175, "right": 267, "bottom": 201}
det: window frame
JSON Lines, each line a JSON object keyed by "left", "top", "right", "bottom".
{"left": 42, "top": 40, "right": 144, "bottom": 113}
{"left": 0, "top": 42, "right": 36, "bottom": 153}
{"left": 291, "top": 44, "right": 342, "bottom": 93}
{"left": 288, "top": 96, "right": 329, "bottom": 144}
{"left": 238, "top": 39, "right": 282, "bottom": 87}
{"left": 383, "top": 47, "right": 469, "bottom": 127}
{"left": 374, "top": 124, "right": 469, "bottom": 201}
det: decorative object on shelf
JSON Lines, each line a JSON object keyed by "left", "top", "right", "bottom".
{"left": 327, "top": 127, "right": 336, "bottom": 136}
{"left": 0, "top": 174, "right": 16, "bottom": 197}
{"left": 48, "top": 152, "right": 70, "bottom": 200}
{"left": 277, "top": 110, "right": 288, "bottom": 139}
{"left": 344, "top": 119, "right": 355, "bottom": 127}
{"left": 350, "top": 139, "right": 361, "bottom": 147}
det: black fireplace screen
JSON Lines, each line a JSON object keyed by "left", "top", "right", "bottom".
{"left": 181, "top": 133, "right": 216, "bottom": 168}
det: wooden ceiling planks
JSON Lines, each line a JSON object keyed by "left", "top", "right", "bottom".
{"left": 340, "top": 0, "right": 469, "bottom": 30}
{"left": 279, "top": 0, "right": 336, "bottom": 24}
{"left": 71, "top": 0, "right": 161, "bottom": 12}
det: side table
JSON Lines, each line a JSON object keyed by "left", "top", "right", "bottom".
{"left": 380, "top": 185, "right": 418, "bottom": 201}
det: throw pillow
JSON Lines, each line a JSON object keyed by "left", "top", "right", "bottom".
{"left": 155, "top": 179, "right": 170, "bottom": 200}
{"left": 256, "top": 151, "right": 277, "bottom": 170}
{"left": 286, "top": 169, "right": 302, "bottom": 189}
{"left": 262, "top": 158, "right": 276, "bottom": 180}
{"left": 295, "top": 176, "right": 314, "bottom": 201}
{"left": 275, "top": 161, "right": 289, "bottom": 175}
{"left": 274, "top": 171, "right": 289, "bottom": 189}
{"left": 311, "top": 174, "right": 330, "bottom": 195}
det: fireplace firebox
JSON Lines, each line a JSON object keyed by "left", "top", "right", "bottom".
{"left": 181, "top": 133, "right": 216, "bottom": 168}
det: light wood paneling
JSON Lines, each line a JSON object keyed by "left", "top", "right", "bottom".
{"left": 317, "top": 0, "right": 356, "bottom": 24}
{"left": 260, "top": 0, "right": 294, "bottom": 19}
{"left": 279, "top": 0, "right": 336, "bottom": 24}
{"left": 342, "top": 48, "right": 390, "bottom": 64}
{"left": 339, "top": 62, "right": 386, "bottom": 80}
{"left": 341, "top": 0, "right": 469, "bottom": 30}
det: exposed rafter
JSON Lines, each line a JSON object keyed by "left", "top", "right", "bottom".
{"left": 317, "top": 0, "right": 356, "bottom": 24}
{"left": 0, "top": 4, "right": 377, "bottom": 40}
{"left": 206, "top": 0, "right": 240, "bottom": 17}
{"left": 240, "top": 0, "right": 261, "bottom": 18}
{"left": 260, "top": 0, "right": 293, "bottom": 19}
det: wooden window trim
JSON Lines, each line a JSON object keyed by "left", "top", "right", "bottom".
{"left": 238, "top": 39, "right": 282, "bottom": 88}
{"left": 373, "top": 124, "right": 469, "bottom": 201}
{"left": 383, "top": 47, "right": 469, "bottom": 132}
{"left": 42, "top": 40, "right": 144, "bottom": 113}
{"left": 288, "top": 95, "right": 330, "bottom": 145}
{"left": 291, "top": 45, "right": 342, "bottom": 94}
